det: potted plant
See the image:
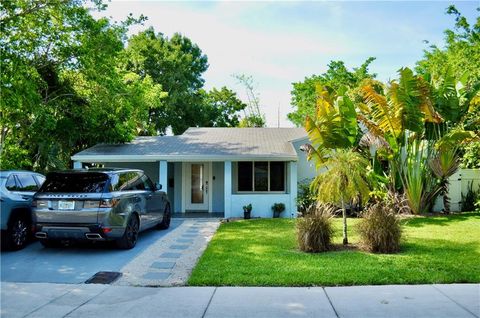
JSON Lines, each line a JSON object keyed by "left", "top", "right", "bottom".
{"left": 243, "top": 204, "right": 252, "bottom": 219}
{"left": 272, "top": 203, "right": 285, "bottom": 218}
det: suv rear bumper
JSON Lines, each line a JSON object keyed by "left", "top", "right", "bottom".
{"left": 35, "top": 223, "right": 124, "bottom": 241}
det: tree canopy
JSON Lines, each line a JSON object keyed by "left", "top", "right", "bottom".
{"left": 416, "top": 5, "right": 480, "bottom": 91}
{"left": 0, "top": 0, "right": 166, "bottom": 171}
{"left": 199, "top": 87, "right": 247, "bottom": 128}
{"left": 121, "top": 28, "right": 209, "bottom": 135}
{"left": 1, "top": 1, "right": 248, "bottom": 172}
{"left": 288, "top": 58, "right": 376, "bottom": 126}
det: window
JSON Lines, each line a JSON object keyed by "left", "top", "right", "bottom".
{"left": 236, "top": 161, "right": 285, "bottom": 192}
{"left": 5, "top": 175, "right": 18, "bottom": 191}
{"left": 270, "top": 162, "right": 285, "bottom": 191}
{"left": 39, "top": 173, "right": 108, "bottom": 193}
{"left": 112, "top": 172, "right": 143, "bottom": 191}
{"left": 17, "top": 174, "right": 39, "bottom": 191}
{"left": 141, "top": 175, "right": 154, "bottom": 191}
{"left": 254, "top": 162, "right": 268, "bottom": 191}
{"left": 238, "top": 162, "right": 253, "bottom": 191}
{"left": 35, "top": 175, "right": 46, "bottom": 187}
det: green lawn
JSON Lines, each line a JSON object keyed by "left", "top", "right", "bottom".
{"left": 189, "top": 212, "right": 480, "bottom": 286}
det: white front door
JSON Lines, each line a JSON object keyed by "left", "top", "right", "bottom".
{"left": 185, "top": 163, "right": 210, "bottom": 211}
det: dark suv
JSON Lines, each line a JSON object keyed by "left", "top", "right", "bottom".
{"left": 32, "top": 168, "right": 171, "bottom": 249}
{"left": 0, "top": 170, "right": 46, "bottom": 250}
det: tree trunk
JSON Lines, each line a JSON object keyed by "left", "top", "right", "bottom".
{"left": 342, "top": 200, "right": 348, "bottom": 245}
{"left": 442, "top": 178, "right": 450, "bottom": 214}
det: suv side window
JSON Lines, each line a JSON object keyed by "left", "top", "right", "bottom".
{"left": 142, "top": 174, "right": 155, "bottom": 191}
{"left": 17, "top": 174, "right": 39, "bottom": 191}
{"left": 113, "top": 172, "right": 144, "bottom": 191}
{"left": 5, "top": 175, "right": 18, "bottom": 191}
{"left": 131, "top": 172, "right": 145, "bottom": 190}
{"left": 116, "top": 172, "right": 134, "bottom": 191}
{"left": 35, "top": 175, "right": 46, "bottom": 186}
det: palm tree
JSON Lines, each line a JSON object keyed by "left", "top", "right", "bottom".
{"left": 310, "top": 149, "right": 370, "bottom": 245}
{"left": 304, "top": 86, "right": 369, "bottom": 244}
{"left": 429, "top": 129, "right": 479, "bottom": 213}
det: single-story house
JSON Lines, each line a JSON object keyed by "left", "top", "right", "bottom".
{"left": 71, "top": 128, "right": 316, "bottom": 218}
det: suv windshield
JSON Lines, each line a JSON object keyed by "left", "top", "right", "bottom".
{"left": 39, "top": 172, "right": 108, "bottom": 193}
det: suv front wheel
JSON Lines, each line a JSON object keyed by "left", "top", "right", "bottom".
{"left": 116, "top": 216, "right": 139, "bottom": 249}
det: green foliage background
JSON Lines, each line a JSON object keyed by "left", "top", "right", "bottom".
{"left": 0, "top": 0, "right": 247, "bottom": 172}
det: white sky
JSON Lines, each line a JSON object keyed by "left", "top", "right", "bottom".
{"left": 94, "top": 1, "right": 478, "bottom": 127}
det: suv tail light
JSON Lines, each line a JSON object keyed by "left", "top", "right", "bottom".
{"left": 32, "top": 200, "right": 48, "bottom": 208}
{"left": 99, "top": 199, "right": 119, "bottom": 208}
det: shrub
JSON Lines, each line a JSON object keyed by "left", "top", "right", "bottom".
{"left": 296, "top": 179, "right": 316, "bottom": 216}
{"left": 386, "top": 190, "right": 411, "bottom": 214}
{"left": 460, "top": 141, "right": 480, "bottom": 169}
{"left": 296, "top": 203, "right": 336, "bottom": 252}
{"left": 357, "top": 201, "right": 402, "bottom": 253}
{"left": 461, "top": 182, "right": 479, "bottom": 212}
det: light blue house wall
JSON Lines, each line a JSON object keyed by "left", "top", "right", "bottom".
{"left": 74, "top": 128, "right": 316, "bottom": 218}
{"left": 101, "top": 158, "right": 306, "bottom": 218}
{"left": 226, "top": 161, "right": 298, "bottom": 218}
{"left": 292, "top": 138, "right": 317, "bottom": 183}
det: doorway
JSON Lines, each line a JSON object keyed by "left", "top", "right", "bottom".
{"left": 185, "top": 163, "right": 210, "bottom": 211}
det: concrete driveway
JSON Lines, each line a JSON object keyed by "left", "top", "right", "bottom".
{"left": 0, "top": 220, "right": 184, "bottom": 284}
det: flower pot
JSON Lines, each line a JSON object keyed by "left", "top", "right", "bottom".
{"left": 273, "top": 211, "right": 281, "bottom": 218}
{"left": 244, "top": 211, "right": 251, "bottom": 219}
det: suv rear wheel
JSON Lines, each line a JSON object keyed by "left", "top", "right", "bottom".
{"left": 157, "top": 204, "right": 171, "bottom": 230}
{"left": 116, "top": 216, "right": 139, "bottom": 249}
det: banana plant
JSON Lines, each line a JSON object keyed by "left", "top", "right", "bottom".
{"left": 305, "top": 85, "right": 358, "bottom": 163}
{"left": 358, "top": 68, "right": 442, "bottom": 193}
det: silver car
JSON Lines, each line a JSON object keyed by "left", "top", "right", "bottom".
{"left": 33, "top": 168, "right": 171, "bottom": 249}
{"left": 0, "top": 170, "right": 46, "bottom": 250}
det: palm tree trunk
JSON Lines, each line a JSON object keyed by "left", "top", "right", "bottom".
{"left": 341, "top": 200, "right": 348, "bottom": 245}
{"left": 442, "top": 179, "right": 450, "bottom": 214}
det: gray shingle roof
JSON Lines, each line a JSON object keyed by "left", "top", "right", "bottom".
{"left": 72, "top": 128, "right": 307, "bottom": 162}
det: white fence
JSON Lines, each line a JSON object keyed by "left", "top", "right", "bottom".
{"left": 433, "top": 168, "right": 480, "bottom": 212}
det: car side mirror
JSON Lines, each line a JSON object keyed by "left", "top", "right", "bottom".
{"left": 155, "top": 183, "right": 162, "bottom": 191}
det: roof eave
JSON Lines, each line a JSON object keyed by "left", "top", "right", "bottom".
{"left": 71, "top": 154, "right": 299, "bottom": 162}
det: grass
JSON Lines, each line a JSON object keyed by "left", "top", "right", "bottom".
{"left": 188, "top": 212, "right": 480, "bottom": 286}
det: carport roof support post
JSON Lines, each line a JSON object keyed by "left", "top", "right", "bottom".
{"left": 224, "top": 161, "right": 232, "bottom": 218}
{"left": 73, "top": 161, "right": 82, "bottom": 169}
{"left": 159, "top": 160, "right": 168, "bottom": 194}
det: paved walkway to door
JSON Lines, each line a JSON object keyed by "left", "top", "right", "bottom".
{"left": 115, "top": 218, "right": 220, "bottom": 287}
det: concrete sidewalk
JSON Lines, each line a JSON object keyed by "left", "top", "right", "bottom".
{"left": 1, "top": 283, "right": 478, "bottom": 318}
